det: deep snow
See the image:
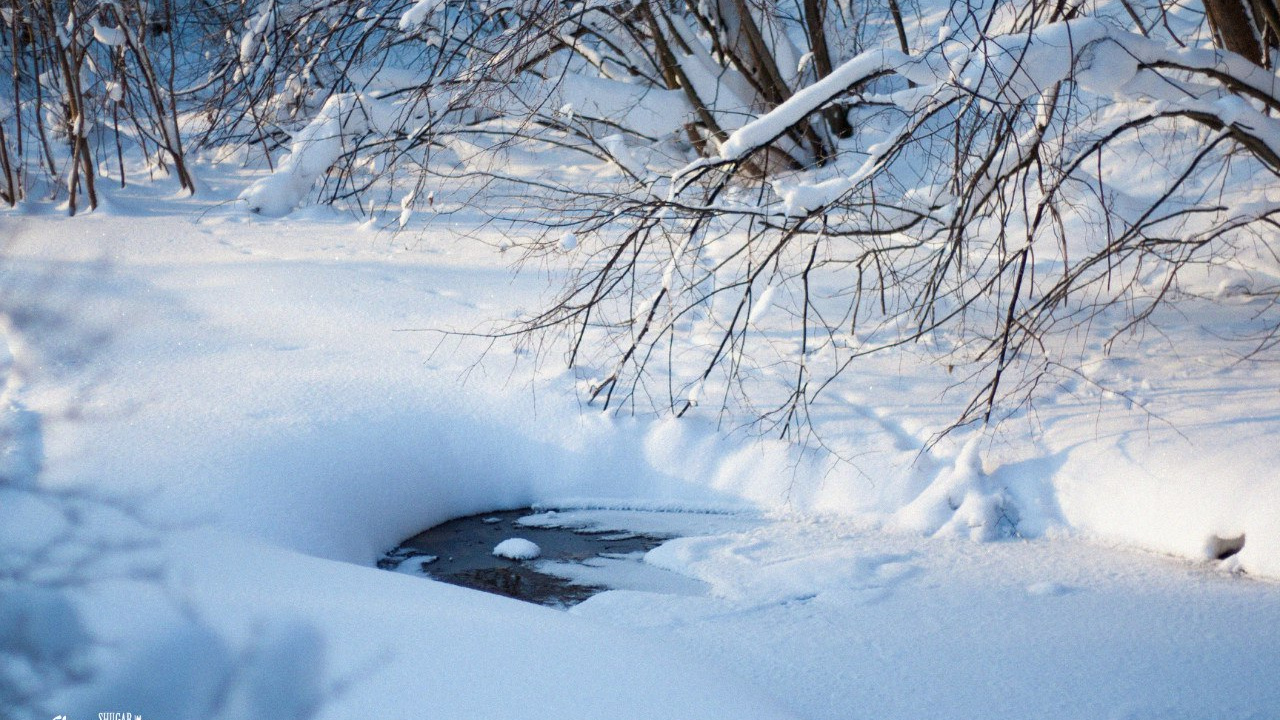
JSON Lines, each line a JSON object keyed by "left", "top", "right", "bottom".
{"left": 3, "top": 171, "right": 1279, "bottom": 719}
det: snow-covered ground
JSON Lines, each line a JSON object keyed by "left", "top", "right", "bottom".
{"left": 3, "top": 172, "right": 1279, "bottom": 719}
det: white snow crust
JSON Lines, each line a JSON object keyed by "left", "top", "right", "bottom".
{"left": 493, "top": 538, "right": 541, "bottom": 560}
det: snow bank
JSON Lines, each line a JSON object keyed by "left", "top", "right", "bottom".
{"left": 582, "top": 516, "right": 1280, "bottom": 720}
{"left": 0, "top": 586, "right": 90, "bottom": 713}
{"left": 11, "top": 208, "right": 1280, "bottom": 581}
{"left": 63, "top": 531, "right": 800, "bottom": 720}
{"left": 1, "top": 209, "right": 808, "bottom": 719}
{"left": 1055, "top": 421, "right": 1280, "bottom": 577}
{"left": 68, "top": 616, "right": 323, "bottom": 720}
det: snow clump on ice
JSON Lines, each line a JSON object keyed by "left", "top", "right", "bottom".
{"left": 493, "top": 538, "right": 541, "bottom": 560}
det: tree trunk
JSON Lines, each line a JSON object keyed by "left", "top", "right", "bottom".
{"left": 1204, "top": 0, "right": 1280, "bottom": 67}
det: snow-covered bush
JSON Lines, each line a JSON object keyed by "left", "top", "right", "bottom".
{"left": 229, "top": 0, "right": 882, "bottom": 214}
{"left": 510, "top": 1, "right": 1280, "bottom": 436}
{"left": 0, "top": 0, "right": 198, "bottom": 212}
{"left": 3, "top": 0, "right": 1279, "bottom": 437}
{"left": 212, "top": 0, "right": 1280, "bottom": 440}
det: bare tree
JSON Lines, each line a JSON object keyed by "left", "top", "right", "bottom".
{"left": 0, "top": 0, "right": 198, "bottom": 213}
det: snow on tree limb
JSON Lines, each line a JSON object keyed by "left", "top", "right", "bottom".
{"left": 239, "top": 94, "right": 388, "bottom": 217}
{"left": 399, "top": 0, "right": 446, "bottom": 31}
{"left": 704, "top": 17, "right": 1280, "bottom": 217}
{"left": 717, "top": 47, "right": 909, "bottom": 162}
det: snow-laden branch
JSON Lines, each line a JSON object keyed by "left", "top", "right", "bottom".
{"left": 716, "top": 48, "right": 910, "bottom": 162}
{"left": 239, "top": 93, "right": 393, "bottom": 216}
{"left": 703, "top": 17, "right": 1280, "bottom": 216}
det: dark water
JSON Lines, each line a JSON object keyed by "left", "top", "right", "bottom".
{"left": 379, "top": 508, "right": 671, "bottom": 607}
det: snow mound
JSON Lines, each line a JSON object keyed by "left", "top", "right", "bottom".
{"left": 494, "top": 538, "right": 541, "bottom": 560}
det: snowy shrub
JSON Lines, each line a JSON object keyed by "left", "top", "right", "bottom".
{"left": 3, "top": 0, "right": 1279, "bottom": 436}
{"left": 0, "top": 0, "right": 198, "bottom": 212}
{"left": 198, "top": 0, "right": 1280, "bottom": 440}
{"left": 506, "top": 1, "right": 1280, "bottom": 437}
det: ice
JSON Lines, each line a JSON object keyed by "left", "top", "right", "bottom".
{"left": 536, "top": 552, "right": 708, "bottom": 596}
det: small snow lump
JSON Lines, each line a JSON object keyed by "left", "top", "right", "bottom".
{"left": 493, "top": 538, "right": 541, "bottom": 561}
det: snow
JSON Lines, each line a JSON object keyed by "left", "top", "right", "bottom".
{"left": 1074, "top": 37, "right": 1141, "bottom": 96}
{"left": 577, "top": 521, "right": 1280, "bottom": 720}
{"left": 718, "top": 48, "right": 907, "bottom": 162}
{"left": 3, "top": 14, "right": 1277, "bottom": 720}
{"left": 748, "top": 284, "right": 778, "bottom": 324}
{"left": 493, "top": 538, "right": 542, "bottom": 560}
{"left": 4, "top": 144, "right": 1280, "bottom": 718}
{"left": 0, "top": 586, "right": 88, "bottom": 708}
{"left": 238, "top": 95, "right": 362, "bottom": 216}
{"left": 91, "top": 22, "right": 126, "bottom": 48}
{"left": 537, "top": 552, "right": 710, "bottom": 596}
{"left": 551, "top": 74, "right": 690, "bottom": 140}
{"left": 398, "top": 0, "right": 445, "bottom": 31}
{"left": 392, "top": 554, "right": 438, "bottom": 575}
{"left": 715, "top": 17, "right": 1280, "bottom": 218}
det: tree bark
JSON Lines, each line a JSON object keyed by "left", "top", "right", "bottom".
{"left": 1204, "top": 0, "right": 1279, "bottom": 67}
